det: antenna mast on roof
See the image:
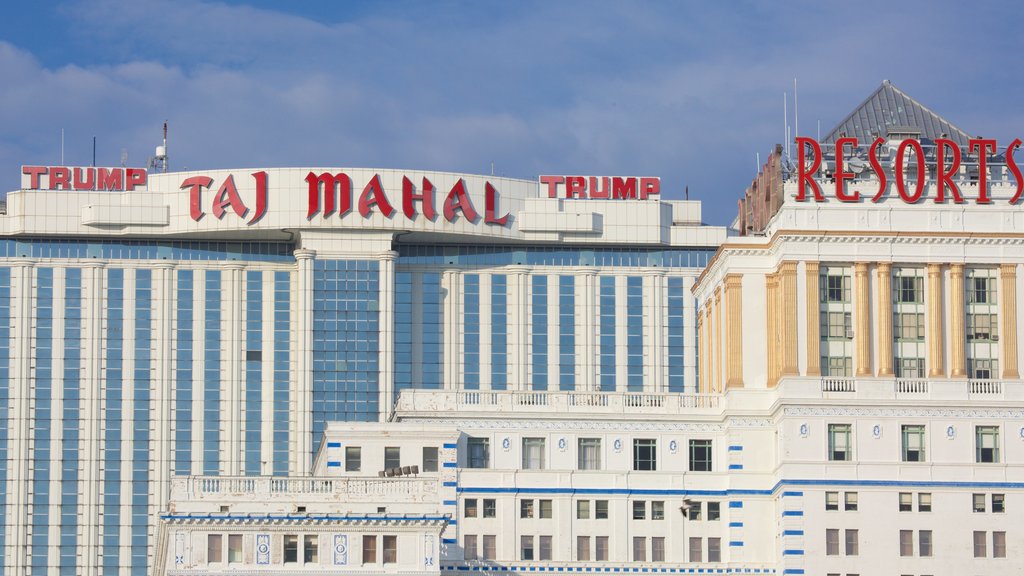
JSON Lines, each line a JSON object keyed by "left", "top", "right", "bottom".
{"left": 148, "top": 121, "right": 169, "bottom": 173}
{"left": 794, "top": 78, "right": 799, "bottom": 140}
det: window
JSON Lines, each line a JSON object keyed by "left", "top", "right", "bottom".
{"left": 284, "top": 534, "right": 299, "bottom": 563}
{"left": 967, "top": 314, "right": 998, "bottom": 342}
{"left": 895, "top": 356, "right": 925, "bottom": 378}
{"left": 993, "top": 493, "right": 1005, "bottom": 513}
{"left": 823, "top": 311, "right": 853, "bottom": 339}
{"left": 207, "top": 534, "right": 223, "bottom": 563}
{"left": 844, "top": 492, "right": 858, "bottom": 511}
{"left": 632, "top": 500, "right": 646, "bottom": 520}
{"left": 632, "top": 536, "right": 646, "bottom": 562}
{"left": 823, "top": 273, "right": 851, "bottom": 302}
{"left": 687, "top": 501, "right": 702, "bottom": 521}
{"left": 969, "top": 276, "right": 995, "bottom": 303}
{"left": 688, "top": 537, "right": 702, "bottom": 562}
{"left": 993, "top": 531, "right": 1006, "bottom": 558}
{"left": 969, "top": 358, "right": 998, "bottom": 379}
{"left": 826, "top": 529, "right": 840, "bottom": 555}
{"left": 384, "top": 446, "right": 401, "bottom": 469}
{"left": 595, "top": 536, "right": 609, "bottom": 561}
{"left": 382, "top": 535, "right": 396, "bottom": 564}
{"left": 465, "top": 499, "right": 478, "bottom": 518}
{"left": 900, "top": 530, "right": 913, "bottom": 557}
{"left": 467, "top": 437, "right": 490, "bottom": 468}
{"left": 520, "top": 499, "right": 535, "bottom": 518}
{"left": 521, "top": 536, "right": 534, "bottom": 560}
{"left": 823, "top": 355, "right": 853, "bottom": 376}
{"left": 577, "top": 500, "right": 590, "bottom": 519}
{"left": 652, "top": 537, "right": 665, "bottom": 562}
{"left": 896, "top": 275, "right": 923, "bottom": 303}
{"left": 974, "top": 531, "right": 986, "bottom": 558}
{"left": 918, "top": 530, "right": 931, "bottom": 557}
{"left": 362, "top": 535, "right": 377, "bottom": 564}
{"left": 974, "top": 493, "right": 986, "bottom": 513}
{"left": 226, "top": 535, "right": 243, "bottom": 563}
{"left": 689, "top": 439, "right": 713, "bottom": 471}
{"left": 539, "top": 499, "right": 553, "bottom": 519}
{"left": 577, "top": 536, "right": 590, "bottom": 561}
{"left": 422, "top": 446, "right": 439, "bottom": 472}
{"left": 538, "top": 536, "right": 552, "bottom": 561}
{"left": 894, "top": 313, "right": 925, "bottom": 341}
{"left": 899, "top": 492, "right": 912, "bottom": 512}
{"left": 826, "top": 491, "right": 839, "bottom": 511}
{"left": 845, "top": 529, "right": 859, "bottom": 556}
{"left": 633, "top": 439, "right": 657, "bottom": 471}
{"left": 464, "top": 535, "right": 478, "bottom": 560}
{"left": 901, "top": 425, "right": 926, "bottom": 462}
{"left": 976, "top": 426, "right": 1000, "bottom": 463}
{"left": 483, "top": 499, "right": 496, "bottom": 518}
{"left": 652, "top": 501, "right": 665, "bottom": 520}
{"left": 708, "top": 537, "right": 721, "bottom": 562}
{"left": 578, "top": 438, "right": 602, "bottom": 470}
{"left": 345, "top": 447, "right": 361, "bottom": 472}
{"left": 523, "top": 437, "right": 546, "bottom": 469}
{"left": 707, "top": 501, "right": 721, "bottom": 520}
{"left": 918, "top": 493, "right": 931, "bottom": 512}
{"left": 595, "top": 500, "right": 609, "bottom": 519}
{"left": 828, "top": 424, "right": 852, "bottom": 461}
{"left": 482, "top": 535, "right": 496, "bottom": 560}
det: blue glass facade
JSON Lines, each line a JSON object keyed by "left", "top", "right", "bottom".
{"left": 311, "top": 260, "right": 381, "bottom": 452}
{"left": 131, "top": 270, "right": 152, "bottom": 575}
{"left": 102, "top": 268, "right": 124, "bottom": 572}
{"left": 667, "top": 277, "right": 686, "bottom": 393}
{"left": 394, "top": 271, "right": 442, "bottom": 400}
{"left": 203, "top": 271, "right": 222, "bottom": 475}
{"left": 174, "top": 270, "right": 194, "bottom": 475}
{"left": 245, "top": 271, "right": 263, "bottom": 475}
{"left": 0, "top": 268, "right": 7, "bottom": 576}
{"left": 491, "top": 275, "right": 508, "bottom": 390}
{"left": 396, "top": 244, "right": 713, "bottom": 268}
{"left": 30, "top": 268, "right": 53, "bottom": 575}
{"left": 59, "top": 269, "right": 82, "bottom": 575}
{"left": 463, "top": 275, "right": 480, "bottom": 390}
{"left": 531, "top": 275, "right": 548, "bottom": 391}
{"left": 558, "top": 275, "right": 575, "bottom": 391}
{"left": 0, "top": 239, "right": 293, "bottom": 261}
{"left": 599, "top": 276, "right": 616, "bottom": 391}
{"left": 272, "top": 271, "right": 291, "bottom": 476}
{"left": 626, "top": 276, "right": 644, "bottom": 392}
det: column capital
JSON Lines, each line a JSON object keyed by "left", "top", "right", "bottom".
{"left": 927, "top": 262, "right": 943, "bottom": 276}
{"left": 854, "top": 261, "right": 869, "bottom": 276}
{"left": 293, "top": 248, "right": 316, "bottom": 260}
{"left": 805, "top": 260, "right": 821, "bottom": 273}
{"left": 1000, "top": 263, "right": 1017, "bottom": 278}
{"left": 779, "top": 260, "right": 798, "bottom": 275}
{"left": 876, "top": 261, "right": 892, "bottom": 273}
{"left": 377, "top": 250, "right": 399, "bottom": 262}
{"left": 950, "top": 263, "right": 965, "bottom": 278}
{"left": 724, "top": 274, "right": 743, "bottom": 289}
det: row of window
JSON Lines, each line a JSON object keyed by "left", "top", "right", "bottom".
{"left": 466, "top": 437, "right": 714, "bottom": 471}
{"left": 341, "top": 446, "right": 438, "bottom": 472}
{"left": 827, "top": 423, "right": 1003, "bottom": 463}
{"left": 472, "top": 535, "right": 723, "bottom": 563}
{"left": 819, "top": 311, "right": 999, "bottom": 343}
{"left": 827, "top": 491, "right": 1007, "bottom": 513}
{"left": 820, "top": 268, "right": 996, "bottom": 305}
{"left": 466, "top": 498, "right": 723, "bottom": 522}
{"left": 208, "top": 533, "right": 396, "bottom": 565}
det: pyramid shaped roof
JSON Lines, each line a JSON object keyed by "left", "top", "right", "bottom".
{"left": 822, "top": 80, "right": 973, "bottom": 145}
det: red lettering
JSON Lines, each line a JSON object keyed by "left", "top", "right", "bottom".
{"left": 869, "top": 137, "right": 888, "bottom": 202}
{"left": 21, "top": 166, "right": 46, "bottom": 189}
{"left": 1009, "top": 139, "right": 1024, "bottom": 204}
{"left": 72, "top": 167, "right": 95, "bottom": 190}
{"left": 935, "top": 139, "right": 964, "bottom": 203}
{"left": 565, "top": 176, "right": 586, "bottom": 198}
{"left": 125, "top": 168, "right": 147, "bottom": 191}
{"left": 402, "top": 176, "right": 437, "bottom": 221}
{"left": 485, "top": 182, "right": 509, "bottom": 226}
{"left": 305, "top": 172, "right": 351, "bottom": 218}
{"left": 834, "top": 137, "right": 859, "bottom": 202}
{"left": 895, "top": 139, "right": 926, "bottom": 203}
{"left": 612, "top": 177, "right": 637, "bottom": 199}
{"left": 181, "top": 175, "right": 214, "bottom": 221}
{"left": 211, "top": 174, "right": 248, "bottom": 219}
{"left": 639, "top": 177, "right": 660, "bottom": 199}
{"left": 49, "top": 167, "right": 71, "bottom": 190}
{"left": 540, "top": 175, "right": 563, "bottom": 198}
{"left": 795, "top": 137, "right": 824, "bottom": 201}
{"left": 248, "top": 171, "right": 268, "bottom": 225}
{"left": 358, "top": 174, "right": 395, "bottom": 218}
{"left": 443, "top": 179, "right": 478, "bottom": 222}
{"left": 97, "top": 168, "right": 123, "bottom": 191}
{"left": 589, "top": 177, "right": 610, "bottom": 199}
{"left": 969, "top": 138, "right": 997, "bottom": 204}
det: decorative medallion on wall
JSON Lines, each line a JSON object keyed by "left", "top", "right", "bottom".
{"left": 333, "top": 534, "right": 348, "bottom": 565}
{"left": 256, "top": 534, "right": 271, "bottom": 565}
{"left": 946, "top": 426, "right": 956, "bottom": 440}
{"left": 613, "top": 438, "right": 623, "bottom": 453}
{"left": 799, "top": 423, "right": 809, "bottom": 438}
{"left": 872, "top": 425, "right": 882, "bottom": 439}
{"left": 502, "top": 437, "right": 511, "bottom": 451}
{"left": 558, "top": 438, "right": 567, "bottom": 451}
{"left": 424, "top": 534, "right": 436, "bottom": 567}
{"left": 668, "top": 440, "right": 678, "bottom": 454}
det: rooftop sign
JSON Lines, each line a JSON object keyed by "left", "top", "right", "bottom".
{"left": 21, "top": 165, "right": 148, "bottom": 191}
{"left": 795, "top": 137, "right": 1023, "bottom": 204}
{"left": 540, "top": 176, "right": 660, "bottom": 199}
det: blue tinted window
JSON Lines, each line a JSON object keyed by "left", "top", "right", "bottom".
{"left": 491, "top": 275, "right": 508, "bottom": 390}
{"left": 667, "top": 277, "right": 686, "bottom": 393}
{"left": 559, "top": 276, "right": 576, "bottom": 391}
{"left": 531, "top": 275, "right": 548, "bottom": 391}
{"left": 599, "top": 276, "right": 617, "bottom": 391}
{"left": 463, "top": 275, "right": 480, "bottom": 390}
{"left": 626, "top": 276, "right": 644, "bottom": 392}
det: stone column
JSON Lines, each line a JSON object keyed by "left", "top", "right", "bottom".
{"left": 780, "top": 262, "right": 799, "bottom": 376}
{"left": 712, "top": 286, "right": 722, "bottom": 393}
{"left": 805, "top": 262, "right": 821, "bottom": 376}
{"left": 293, "top": 249, "right": 315, "bottom": 475}
{"left": 876, "top": 262, "right": 894, "bottom": 377}
{"left": 378, "top": 251, "right": 398, "bottom": 419}
{"left": 1000, "top": 264, "right": 1019, "bottom": 379}
{"left": 645, "top": 270, "right": 666, "bottom": 392}
{"left": 854, "top": 262, "right": 872, "bottom": 377}
{"left": 697, "top": 306, "right": 706, "bottom": 394}
{"left": 223, "top": 263, "right": 244, "bottom": 476}
{"left": 766, "top": 273, "right": 779, "bottom": 387}
{"left": 507, "top": 266, "right": 530, "bottom": 391}
{"left": 927, "top": 263, "right": 946, "bottom": 378}
{"left": 442, "top": 270, "right": 459, "bottom": 391}
{"left": 949, "top": 264, "right": 966, "bottom": 378}
{"left": 579, "top": 269, "right": 598, "bottom": 391}
{"left": 724, "top": 274, "right": 744, "bottom": 388}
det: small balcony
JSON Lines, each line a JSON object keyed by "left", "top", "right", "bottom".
{"left": 783, "top": 376, "right": 1023, "bottom": 402}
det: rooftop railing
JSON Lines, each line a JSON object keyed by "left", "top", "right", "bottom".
{"left": 171, "top": 475, "right": 437, "bottom": 503}
{"left": 395, "top": 389, "right": 720, "bottom": 416}
{"left": 792, "top": 376, "right": 1020, "bottom": 401}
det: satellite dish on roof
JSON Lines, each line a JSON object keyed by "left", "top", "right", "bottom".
{"left": 847, "top": 158, "right": 868, "bottom": 174}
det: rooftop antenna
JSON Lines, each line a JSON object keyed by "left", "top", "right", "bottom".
{"left": 794, "top": 78, "right": 799, "bottom": 139}
{"left": 783, "top": 92, "right": 788, "bottom": 159}
{"left": 817, "top": 119, "right": 821, "bottom": 141}
{"left": 92, "top": 136, "right": 96, "bottom": 167}
{"left": 148, "top": 121, "right": 169, "bottom": 172}
{"left": 120, "top": 148, "right": 128, "bottom": 167}
{"left": 60, "top": 128, "right": 65, "bottom": 164}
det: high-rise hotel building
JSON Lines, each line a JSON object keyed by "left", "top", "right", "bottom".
{"left": 3, "top": 81, "right": 1024, "bottom": 576}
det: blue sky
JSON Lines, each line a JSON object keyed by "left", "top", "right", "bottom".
{"left": 1, "top": 0, "right": 1022, "bottom": 225}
